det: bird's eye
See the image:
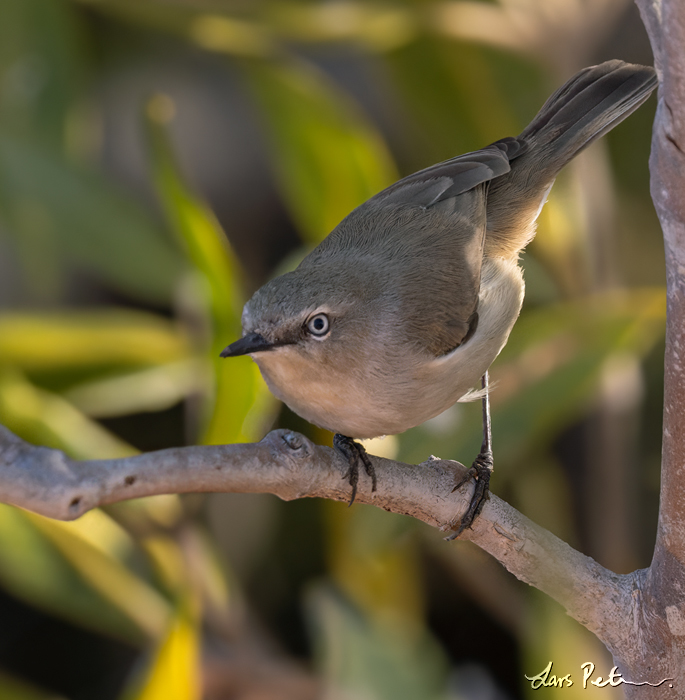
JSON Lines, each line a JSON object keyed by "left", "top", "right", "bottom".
{"left": 306, "top": 313, "right": 330, "bottom": 337}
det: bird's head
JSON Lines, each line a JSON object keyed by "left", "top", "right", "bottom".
{"left": 221, "top": 263, "right": 377, "bottom": 362}
{"left": 220, "top": 257, "right": 398, "bottom": 434}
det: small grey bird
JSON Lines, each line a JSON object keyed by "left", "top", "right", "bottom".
{"left": 222, "top": 60, "right": 657, "bottom": 535}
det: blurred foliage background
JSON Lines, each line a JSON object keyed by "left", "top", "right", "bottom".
{"left": 0, "top": 0, "right": 664, "bottom": 698}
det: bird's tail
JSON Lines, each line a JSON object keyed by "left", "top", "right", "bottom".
{"left": 485, "top": 60, "right": 657, "bottom": 258}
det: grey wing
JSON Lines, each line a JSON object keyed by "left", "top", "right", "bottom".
{"left": 375, "top": 139, "right": 521, "bottom": 207}
{"left": 371, "top": 142, "right": 516, "bottom": 356}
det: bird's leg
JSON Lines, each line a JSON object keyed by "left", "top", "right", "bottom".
{"left": 445, "top": 372, "right": 493, "bottom": 540}
{"left": 333, "top": 434, "right": 378, "bottom": 507}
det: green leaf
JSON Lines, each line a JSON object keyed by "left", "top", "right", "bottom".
{"left": 306, "top": 585, "right": 448, "bottom": 700}
{"left": 146, "top": 99, "right": 275, "bottom": 444}
{"left": 0, "top": 0, "right": 85, "bottom": 148}
{"left": 325, "top": 502, "right": 424, "bottom": 627}
{"left": 0, "top": 132, "right": 185, "bottom": 304}
{"left": 0, "top": 505, "right": 148, "bottom": 644}
{"left": 385, "top": 38, "right": 529, "bottom": 167}
{"left": 27, "top": 512, "right": 171, "bottom": 640}
{"left": 245, "top": 59, "right": 397, "bottom": 246}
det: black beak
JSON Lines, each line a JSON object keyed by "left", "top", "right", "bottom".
{"left": 220, "top": 332, "right": 274, "bottom": 358}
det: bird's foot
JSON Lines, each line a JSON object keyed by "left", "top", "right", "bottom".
{"left": 445, "top": 449, "right": 493, "bottom": 540}
{"left": 333, "top": 434, "right": 377, "bottom": 506}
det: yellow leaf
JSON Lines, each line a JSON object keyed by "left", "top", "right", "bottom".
{"left": 0, "top": 310, "right": 191, "bottom": 370}
{"left": 28, "top": 513, "right": 171, "bottom": 639}
{"left": 0, "top": 368, "right": 136, "bottom": 459}
{"left": 129, "top": 605, "right": 202, "bottom": 700}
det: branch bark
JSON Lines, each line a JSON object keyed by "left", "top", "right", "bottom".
{"left": 595, "top": 0, "right": 685, "bottom": 695}
{"left": 0, "top": 423, "right": 636, "bottom": 658}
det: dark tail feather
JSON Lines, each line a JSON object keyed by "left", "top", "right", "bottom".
{"left": 485, "top": 60, "right": 657, "bottom": 258}
{"left": 518, "top": 60, "right": 657, "bottom": 168}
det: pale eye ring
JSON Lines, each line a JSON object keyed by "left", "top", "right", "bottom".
{"left": 306, "top": 313, "right": 330, "bottom": 337}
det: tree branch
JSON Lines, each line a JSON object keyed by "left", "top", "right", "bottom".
{"left": 0, "top": 423, "right": 634, "bottom": 655}
{"left": 636, "top": 0, "right": 685, "bottom": 576}
{"left": 583, "top": 2, "right": 685, "bottom": 694}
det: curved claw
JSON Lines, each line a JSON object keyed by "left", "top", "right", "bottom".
{"left": 333, "top": 434, "right": 377, "bottom": 506}
{"left": 445, "top": 449, "right": 493, "bottom": 540}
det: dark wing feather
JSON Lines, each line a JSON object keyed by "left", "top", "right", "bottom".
{"left": 376, "top": 142, "right": 516, "bottom": 208}
{"left": 376, "top": 143, "right": 513, "bottom": 356}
